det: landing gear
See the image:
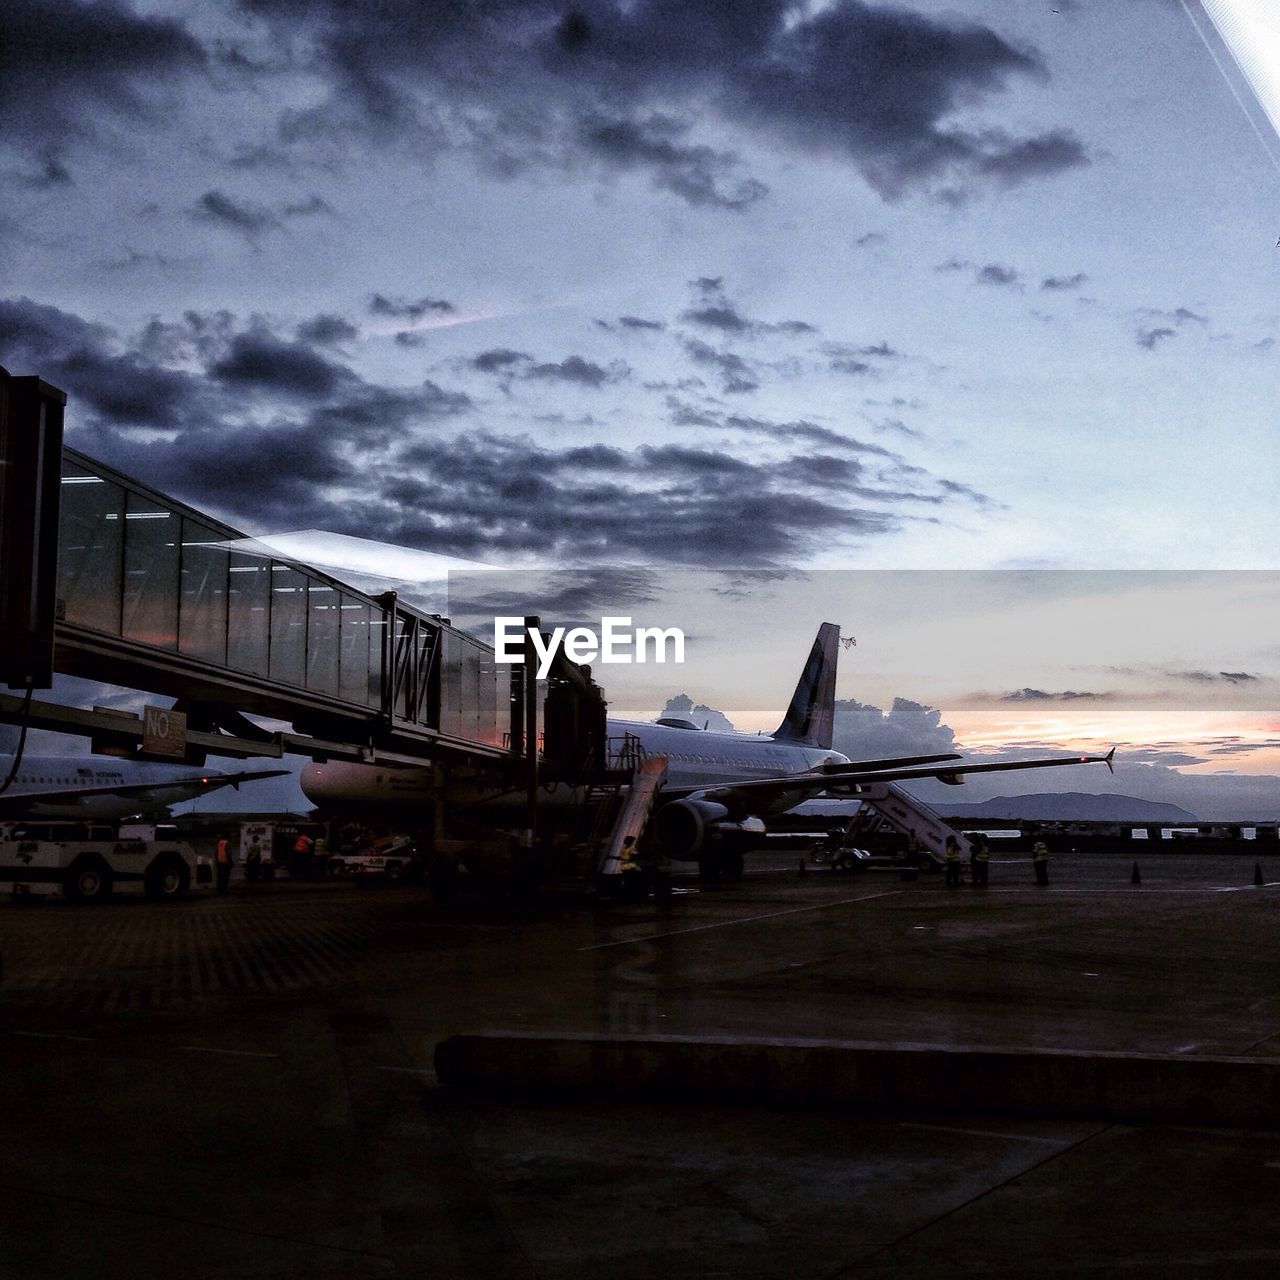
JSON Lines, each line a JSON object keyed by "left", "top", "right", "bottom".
{"left": 697, "top": 848, "right": 744, "bottom": 884}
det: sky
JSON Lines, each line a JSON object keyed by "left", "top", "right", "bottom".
{"left": 2, "top": 0, "right": 1279, "bottom": 816}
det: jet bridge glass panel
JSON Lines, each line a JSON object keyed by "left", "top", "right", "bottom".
{"left": 58, "top": 466, "right": 123, "bottom": 633}
{"left": 227, "top": 552, "right": 270, "bottom": 676}
{"left": 268, "top": 564, "right": 307, "bottom": 687}
{"left": 179, "top": 520, "right": 229, "bottom": 665}
{"left": 306, "top": 580, "right": 340, "bottom": 696}
{"left": 338, "top": 596, "right": 373, "bottom": 707}
{"left": 122, "top": 495, "right": 178, "bottom": 649}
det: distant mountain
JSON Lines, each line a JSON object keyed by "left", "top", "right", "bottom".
{"left": 938, "top": 792, "right": 1198, "bottom": 823}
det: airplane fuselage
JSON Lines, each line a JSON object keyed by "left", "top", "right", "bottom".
{"left": 300, "top": 717, "right": 850, "bottom": 815}
{"left": 0, "top": 757, "right": 222, "bottom": 820}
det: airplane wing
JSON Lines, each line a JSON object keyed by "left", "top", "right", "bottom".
{"left": 824, "top": 749, "right": 1116, "bottom": 789}
{"left": 663, "top": 749, "right": 1115, "bottom": 809}
{"left": 0, "top": 768, "right": 291, "bottom": 818}
{"left": 817, "top": 753, "right": 961, "bottom": 773}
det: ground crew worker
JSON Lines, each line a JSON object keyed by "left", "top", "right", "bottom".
{"left": 973, "top": 833, "right": 990, "bottom": 887}
{"left": 1033, "top": 839, "right": 1050, "bottom": 886}
{"left": 618, "top": 834, "right": 643, "bottom": 898}
{"left": 944, "top": 835, "right": 962, "bottom": 887}
{"left": 904, "top": 828, "right": 921, "bottom": 867}
{"left": 215, "top": 833, "right": 232, "bottom": 894}
{"left": 292, "top": 831, "right": 315, "bottom": 877}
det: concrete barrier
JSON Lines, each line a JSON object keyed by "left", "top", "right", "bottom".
{"left": 434, "top": 1032, "right": 1280, "bottom": 1128}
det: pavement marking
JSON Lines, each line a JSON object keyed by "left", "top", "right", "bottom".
{"left": 11, "top": 1030, "right": 94, "bottom": 1042}
{"left": 578, "top": 889, "right": 903, "bottom": 951}
{"left": 898, "top": 1122, "right": 1065, "bottom": 1146}
{"left": 179, "top": 1045, "right": 280, "bottom": 1059}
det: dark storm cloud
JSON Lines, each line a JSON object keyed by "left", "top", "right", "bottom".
{"left": 721, "top": 412, "right": 897, "bottom": 458}
{"left": 1041, "top": 272, "right": 1088, "bottom": 291}
{"left": 596, "top": 315, "right": 667, "bottom": 333}
{"left": 822, "top": 340, "right": 902, "bottom": 375}
{"left": 447, "top": 567, "right": 664, "bottom": 632}
{"left": 1, "top": 0, "right": 205, "bottom": 162}
{"left": 1001, "top": 688, "right": 1107, "bottom": 701}
{"left": 975, "top": 263, "right": 1022, "bottom": 288}
{"left": 191, "top": 190, "right": 282, "bottom": 239}
{"left": 579, "top": 115, "right": 767, "bottom": 210}
{"left": 296, "top": 313, "right": 358, "bottom": 346}
{"left": 233, "top": 0, "right": 1085, "bottom": 206}
{"left": 975, "top": 129, "right": 1084, "bottom": 181}
{"left": 666, "top": 397, "right": 721, "bottom": 429}
{"left": 1136, "top": 326, "right": 1176, "bottom": 350}
{"left": 1134, "top": 305, "right": 1208, "bottom": 349}
{"left": 0, "top": 296, "right": 197, "bottom": 427}
{"left": 527, "top": 355, "right": 627, "bottom": 388}
{"left": 680, "top": 338, "right": 758, "bottom": 394}
{"left": 937, "top": 478, "right": 999, "bottom": 508}
{"left": 368, "top": 294, "right": 456, "bottom": 322}
{"left": 211, "top": 329, "right": 353, "bottom": 397}
{"left": 3, "top": 290, "right": 998, "bottom": 565}
{"left": 471, "top": 348, "right": 531, "bottom": 373}
{"left": 1170, "top": 669, "right": 1261, "bottom": 685}
{"left": 682, "top": 303, "right": 752, "bottom": 334}
{"left": 679, "top": 279, "right": 818, "bottom": 340}
{"left": 380, "top": 429, "right": 904, "bottom": 563}
{"left": 0, "top": 295, "right": 472, "bottom": 528}
{"left": 1203, "top": 740, "right": 1280, "bottom": 756}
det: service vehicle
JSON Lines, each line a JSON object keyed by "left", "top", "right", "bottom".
{"left": 328, "top": 834, "right": 422, "bottom": 882}
{"left": 0, "top": 820, "right": 202, "bottom": 902}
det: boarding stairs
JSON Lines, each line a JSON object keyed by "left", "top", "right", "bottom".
{"left": 597, "top": 754, "right": 670, "bottom": 878}
{"left": 849, "top": 781, "right": 970, "bottom": 867}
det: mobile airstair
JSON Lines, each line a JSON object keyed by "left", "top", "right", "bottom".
{"left": 597, "top": 754, "right": 669, "bottom": 879}
{"left": 850, "top": 781, "right": 971, "bottom": 867}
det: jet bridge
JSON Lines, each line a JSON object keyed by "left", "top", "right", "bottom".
{"left": 0, "top": 374, "right": 612, "bottom": 792}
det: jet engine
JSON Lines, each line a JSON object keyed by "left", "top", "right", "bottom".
{"left": 650, "top": 798, "right": 766, "bottom": 861}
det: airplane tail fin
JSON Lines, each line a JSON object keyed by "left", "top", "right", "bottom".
{"left": 771, "top": 622, "right": 840, "bottom": 750}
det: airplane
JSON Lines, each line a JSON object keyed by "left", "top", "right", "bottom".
{"left": 300, "top": 623, "right": 1114, "bottom": 878}
{"left": 0, "top": 755, "right": 290, "bottom": 821}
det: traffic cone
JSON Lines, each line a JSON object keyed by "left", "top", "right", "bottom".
{"left": 1130, "top": 861, "right": 1141, "bottom": 885}
{"left": 1254, "top": 862, "right": 1264, "bottom": 887}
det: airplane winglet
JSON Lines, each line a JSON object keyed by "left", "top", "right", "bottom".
{"left": 1104, "top": 746, "right": 1116, "bottom": 775}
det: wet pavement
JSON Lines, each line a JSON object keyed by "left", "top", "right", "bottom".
{"left": 3, "top": 850, "right": 1280, "bottom": 1276}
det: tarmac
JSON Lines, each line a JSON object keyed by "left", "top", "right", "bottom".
{"left": 3, "top": 848, "right": 1280, "bottom": 1276}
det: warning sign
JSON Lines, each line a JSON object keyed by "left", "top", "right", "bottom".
{"left": 143, "top": 705, "right": 187, "bottom": 759}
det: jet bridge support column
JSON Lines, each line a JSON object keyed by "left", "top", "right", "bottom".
{"left": 0, "top": 369, "right": 65, "bottom": 690}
